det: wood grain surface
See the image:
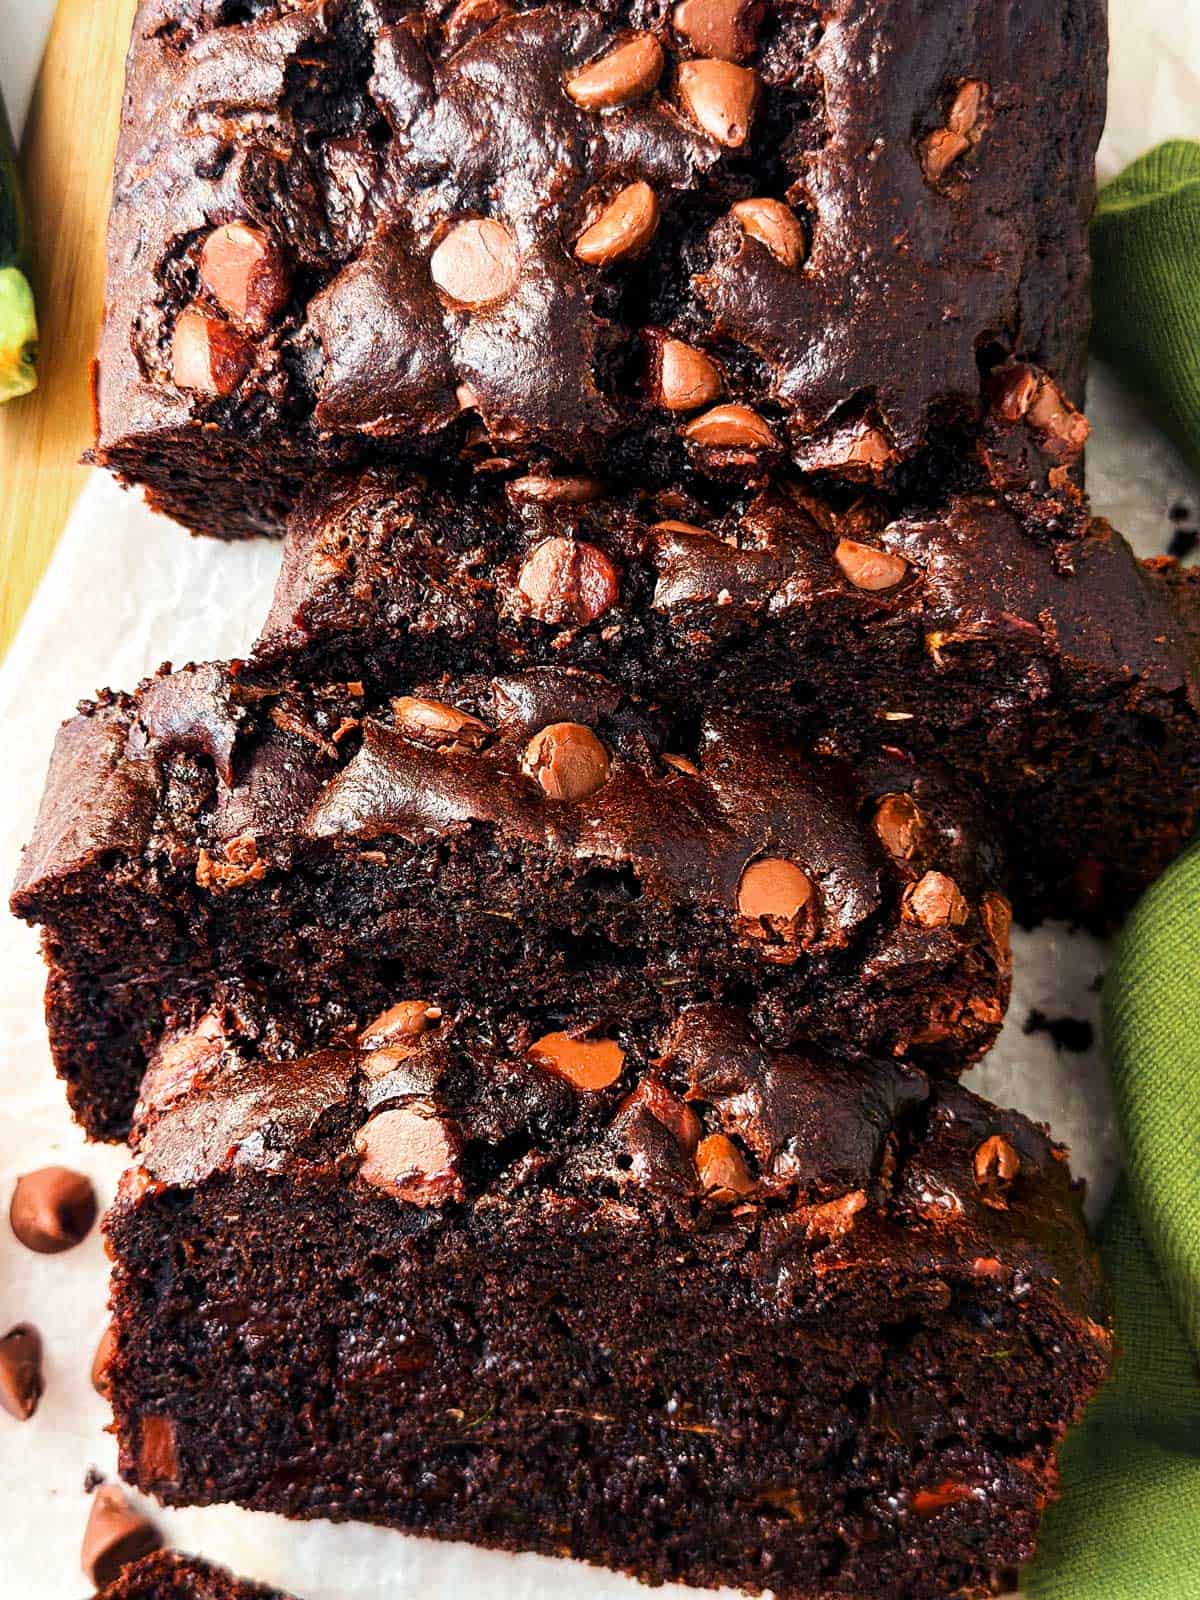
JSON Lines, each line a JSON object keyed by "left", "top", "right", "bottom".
{"left": 0, "top": 0, "right": 136, "bottom": 656}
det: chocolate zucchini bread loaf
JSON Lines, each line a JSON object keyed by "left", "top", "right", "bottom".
{"left": 104, "top": 1005, "right": 1112, "bottom": 1599}
{"left": 11, "top": 664, "right": 1010, "bottom": 1141}
{"left": 95, "top": 1552, "right": 292, "bottom": 1600}
{"left": 257, "top": 468, "right": 1200, "bottom": 926}
{"left": 95, "top": 0, "right": 1104, "bottom": 538}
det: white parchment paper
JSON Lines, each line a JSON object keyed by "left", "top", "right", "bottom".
{"left": 2, "top": 4, "right": 1199, "bottom": 1595}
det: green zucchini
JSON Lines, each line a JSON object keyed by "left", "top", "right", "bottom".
{"left": 0, "top": 89, "right": 37, "bottom": 403}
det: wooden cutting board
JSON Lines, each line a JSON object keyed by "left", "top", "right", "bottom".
{"left": 0, "top": 0, "right": 136, "bottom": 655}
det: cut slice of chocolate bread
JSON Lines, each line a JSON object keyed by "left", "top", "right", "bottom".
{"left": 94, "top": 0, "right": 1103, "bottom": 537}
{"left": 95, "top": 1551, "right": 293, "bottom": 1599}
{"left": 256, "top": 470, "right": 1200, "bottom": 926}
{"left": 11, "top": 666, "right": 1009, "bottom": 1142}
{"left": 104, "top": 1006, "right": 1112, "bottom": 1600}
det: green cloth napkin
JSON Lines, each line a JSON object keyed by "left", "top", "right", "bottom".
{"left": 1025, "top": 846, "right": 1200, "bottom": 1597}
{"left": 1024, "top": 146, "right": 1200, "bottom": 1595}
{"left": 1091, "top": 141, "right": 1200, "bottom": 481}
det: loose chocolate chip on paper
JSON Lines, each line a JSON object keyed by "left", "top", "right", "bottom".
{"left": 0, "top": 1324, "right": 43, "bottom": 1421}
{"left": 10, "top": 1166, "right": 97, "bottom": 1254}
{"left": 80, "top": 1485, "right": 161, "bottom": 1587}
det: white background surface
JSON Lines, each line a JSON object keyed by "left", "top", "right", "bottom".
{"left": 1, "top": 4, "right": 1199, "bottom": 1597}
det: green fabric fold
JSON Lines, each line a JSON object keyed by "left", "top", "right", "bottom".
{"left": 1091, "top": 141, "right": 1200, "bottom": 481}
{"left": 1025, "top": 1183, "right": 1200, "bottom": 1598}
{"left": 1025, "top": 843, "right": 1200, "bottom": 1596}
{"left": 1104, "top": 845, "right": 1200, "bottom": 1354}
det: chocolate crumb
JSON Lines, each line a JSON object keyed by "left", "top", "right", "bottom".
{"left": 1023, "top": 1009, "right": 1094, "bottom": 1053}
{"left": 1167, "top": 526, "right": 1198, "bottom": 561}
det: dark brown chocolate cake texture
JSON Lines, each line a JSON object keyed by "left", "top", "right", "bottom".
{"left": 256, "top": 469, "right": 1200, "bottom": 926}
{"left": 102, "top": 1005, "right": 1112, "bottom": 1600}
{"left": 94, "top": 1550, "right": 293, "bottom": 1599}
{"left": 11, "top": 664, "right": 1009, "bottom": 1142}
{"left": 95, "top": 0, "right": 1103, "bottom": 537}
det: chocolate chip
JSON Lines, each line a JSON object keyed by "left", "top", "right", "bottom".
{"left": 651, "top": 518, "right": 715, "bottom": 540}
{"left": 683, "top": 402, "right": 778, "bottom": 449}
{"left": 801, "top": 421, "right": 896, "bottom": 476}
{"left": 198, "top": 222, "right": 290, "bottom": 331}
{"left": 920, "top": 80, "right": 988, "bottom": 183}
{"left": 92, "top": 1323, "right": 118, "bottom": 1399}
{"left": 565, "top": 33, "right": 664, "bottom": 109}
{"left": 662, "top": 752, "right": 701, "bottom": 776}
{"left": 430, "top": 218, "right": 520, "bottom": 307}
{"left": 903, "top": 871, "right": 969, "bottom": 929}
{"left": 736, "top": 857, "right": 815, "bottom": 951}
{"left": 1026, "top": 376, "right": 1089, "bottom": 457}
{"left": 138, "top": 1415, "right": 179, "bottom": 1487}
{"left": 521, "top": 723, "right": 611, "bottom": 801}
{"left": 391, "top": 695, "right": 492, "bottom": 750}
{"left": 990, "top": 362, "right": 1039, "bottom": 421}
{"left": 650, "top": 335, "right": 723, "bottom": 412}
{"left": 171, "top": 306, "right": 252, "bottom": 396}
{"left": 528, "top": 1031, "right": 626, "bottom": 1091}
{"left": 834, "top": 538, "right": 908, "bottom": 592}
{"left": 974, "top": 1134, "right": 1020, "bottom": 1195}
{"left": 507, "top": 474, "right": 605, "bottom": 504}
{"left": 10, "top": 1167, "right": 97, "bottom": 1254}
{"left": 80, "top": 1485, "right": 161, "bottom": 1588}
{"left": 873, "top": 794, "right": 925, "bottom": 861}
{"left": 619, "top": 1076, "right": 701, "bottom": 1153}
{"left": 757, "top": 1486, "right": 811, "bottom": 1522}
{"left": 575, "top": 181, "right": 660, "bottom": 266}
{"left": 0, "top": 1324, "right": 43, "bottom": 1421}
{"left": 920, "top": 127, "right": 970, "bottom": 181}
{"left": 354, "top": 1107, "right": 465, "bottom": 1206}
{"left": 696, "top": 1133, "right": 755, "bottom": 1201}
{"left": 673, "top": 0, "right": 759, "bottom": 61}
{"left": 980, "top": 891, "right": 1013, "bottom": 968}
{"left": 971, "top": 1256, "right": 1005, "bottom": 1279}
{"left": 677, "top": 59, "right": 759, "bottom": 147}
{"left": 910, "top": 1481, "right": 975, "bottom": 1517}
{"left": 360, "top": 1000, "right": 442, "bottom": 1049}
{"left": 797, "top": 1189, "right": 868, "bottom": 1239}
{"left": 517, "top": 536, "right": 620, "bottom": 625}
{"left": 731, "top": 198, "right": 806, "bottom": 268}
{"left": 444, "top": 0, "right": 513, "bottom": 49}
